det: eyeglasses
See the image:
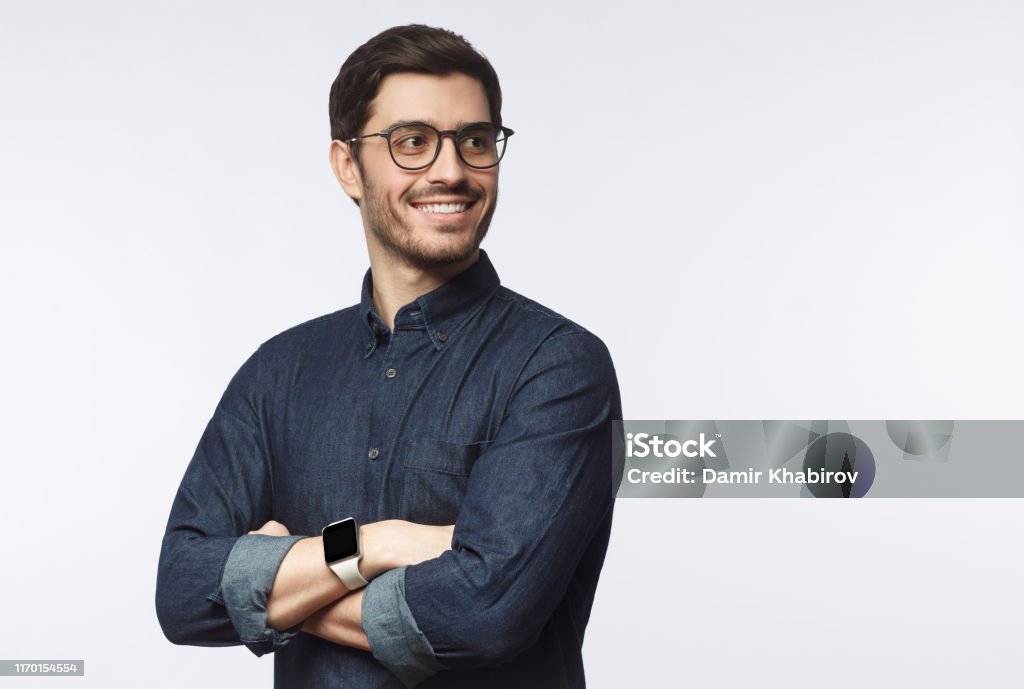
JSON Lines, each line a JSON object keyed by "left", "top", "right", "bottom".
{"left": 347, "top": 122, "right": 514, "bottom": 170}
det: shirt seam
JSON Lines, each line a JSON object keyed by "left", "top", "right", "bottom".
{"left": 498, "top": 329, "right": 605, "bottom": 430}
{"left": 492, "top": 289, "right": 587, "bottom": 332}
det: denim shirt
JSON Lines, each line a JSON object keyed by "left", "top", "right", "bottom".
{"left": 156, "top": 250, "right": 621, "bottom": 688}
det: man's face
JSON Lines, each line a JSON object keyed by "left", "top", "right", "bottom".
{"left": 351, "top": 72, "right": 499, "bottom": 269}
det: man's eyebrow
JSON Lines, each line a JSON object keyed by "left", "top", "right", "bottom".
{"left": 386, "top": 119, "right": 490, "bottom": 130}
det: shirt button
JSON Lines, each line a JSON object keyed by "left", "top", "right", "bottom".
{"left": 368, "top": 447, "right": 380, "bottom": 460}
{"left": 437, "top": 333, "right": 448, "bottom": 342}
{"left": 385, "top": 368, "right": 397, "bottom": 379}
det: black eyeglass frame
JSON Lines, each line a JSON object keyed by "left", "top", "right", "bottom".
{"left": 346, "top": 122, "right": 515, "bottom": 171}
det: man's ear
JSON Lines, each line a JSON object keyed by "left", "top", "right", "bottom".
{"left": 329, "top": 139, "right": 364, "bottom": 203}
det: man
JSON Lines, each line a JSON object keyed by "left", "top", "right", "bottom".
{"left": 157, "top": 24, "right": 621, "bottom": 689}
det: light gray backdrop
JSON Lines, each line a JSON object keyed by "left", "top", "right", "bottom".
{"left": 1, "top": 1, "right": 1021, "bottom": 687}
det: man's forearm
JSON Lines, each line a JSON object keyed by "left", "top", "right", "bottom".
{"left": 301, "top": 590, "right": 370, "bottom": 651}
{"left": 266, "top": 536, "right": 350, "bottom": 630}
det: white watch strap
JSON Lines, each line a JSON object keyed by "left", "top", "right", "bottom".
{"left": 330, "top": 556, "right": 369, "bottom": 590}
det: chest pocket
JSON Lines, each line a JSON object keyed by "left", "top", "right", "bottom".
{"left": 401, "top": 437, "right": 489, "bottom": 524}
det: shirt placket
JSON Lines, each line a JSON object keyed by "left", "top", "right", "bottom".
{"left": 363, "top": 318, "right": 424, "bottom": 518}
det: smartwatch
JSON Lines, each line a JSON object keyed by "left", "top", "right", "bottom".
{"left": 322, "top": 518, "right": 369, "bottom": 590}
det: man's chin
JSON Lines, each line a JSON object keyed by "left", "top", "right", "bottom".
{"left": 397, "top": 240, "right": 481, "bottom": 270}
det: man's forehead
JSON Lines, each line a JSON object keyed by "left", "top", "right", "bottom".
{"left": 365, "top": 72, "right": 491, "bottom": 128}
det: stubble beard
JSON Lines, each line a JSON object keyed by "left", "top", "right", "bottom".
{"left": 362, "top": 176, "right": 497, "bottom": 270}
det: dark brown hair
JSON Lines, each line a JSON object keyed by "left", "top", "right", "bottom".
{"left": 329, "top": 25, "right": 502, "bottom": 148}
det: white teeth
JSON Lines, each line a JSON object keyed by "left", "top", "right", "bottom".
{"left": 416, "top": 202, "right": 467, "bottom": 214}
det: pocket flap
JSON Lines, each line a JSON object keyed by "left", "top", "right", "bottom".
{"left": 405, "top": 437, "right": 490, "bottom": 476}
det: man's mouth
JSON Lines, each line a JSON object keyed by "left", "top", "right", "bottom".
{"left": 410, "top": 200, "right": 477, "bottom": 216}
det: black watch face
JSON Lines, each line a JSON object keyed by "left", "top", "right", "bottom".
{"left": 323, "top": 519, "right": 358, "bottom": 562}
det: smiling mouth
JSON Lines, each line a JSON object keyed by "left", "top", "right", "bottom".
{"left": 410, "top": 200, "right": 476, "bottom": 216}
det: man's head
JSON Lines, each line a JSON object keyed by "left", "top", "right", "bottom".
{"left": 328, "top": 25, "right": 506, "bottom": 270}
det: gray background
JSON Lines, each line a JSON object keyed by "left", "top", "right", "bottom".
{"left": 1, "top": 1, "right": 1021, "bottom": 686}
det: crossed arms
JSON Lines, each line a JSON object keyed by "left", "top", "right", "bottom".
{"left": 156, "top": 330, "right": 619, "bottom": 684}
{"left": 250, "top": 518, "right": 454, "bottom": 650}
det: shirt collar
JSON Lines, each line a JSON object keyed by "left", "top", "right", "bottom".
{"left": 359, "top": 249, "right": 501, "bottom": 356}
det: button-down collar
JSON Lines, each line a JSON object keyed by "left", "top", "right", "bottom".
{"left": 359, "top": 250, "right": 501, "bottom": 357}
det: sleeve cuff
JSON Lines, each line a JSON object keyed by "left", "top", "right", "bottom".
{"left": 220, "top": 534, "right": 305, "bottom": 657}
{"left": 362, "top": 567, "right": 444, "bottom": 687}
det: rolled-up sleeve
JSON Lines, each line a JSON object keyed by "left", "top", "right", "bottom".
{"left": 362, "top": 567, "right": 444, "bottom": 687}
{"left": 220, "top": 534, "right": 305, "bottom": 654}
{"left": 362, "top": 330, "right": 620, "bottom": 682}
{"left": 156, "top": 346, "right": 298, "bottom": 657}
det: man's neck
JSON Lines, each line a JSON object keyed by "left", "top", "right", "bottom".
{"left": 368, "top": 249, "right": 480, "bottom": 330}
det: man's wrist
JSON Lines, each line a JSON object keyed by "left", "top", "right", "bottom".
{"left": 356, "top": 522, "right": 393, "bottom": 581}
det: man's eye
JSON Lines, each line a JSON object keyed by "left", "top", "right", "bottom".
{"left": 461, "top": 136, "right": 494, "bottom": 152}
{"left": 396, "top": 135, "right": 428, "bottom": 149}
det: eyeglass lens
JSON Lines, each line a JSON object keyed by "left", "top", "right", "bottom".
{"left": 387, "top": 124, "right": 507, "bottom": 170}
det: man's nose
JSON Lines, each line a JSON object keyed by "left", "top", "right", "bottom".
{"left": 425, "top": 136, "right": 468, "bottom": 185}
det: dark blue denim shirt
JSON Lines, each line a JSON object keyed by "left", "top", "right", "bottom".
{"left": 156, "top": 250, "right": 621, "bottom": 688}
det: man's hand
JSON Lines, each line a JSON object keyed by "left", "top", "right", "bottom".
{"left": 249, "top": 520, "right": 291, "bottom": 537}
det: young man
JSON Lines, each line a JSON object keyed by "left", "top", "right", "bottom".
{"left": 157, "top": 25, "right": 621, "bottom": 689}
